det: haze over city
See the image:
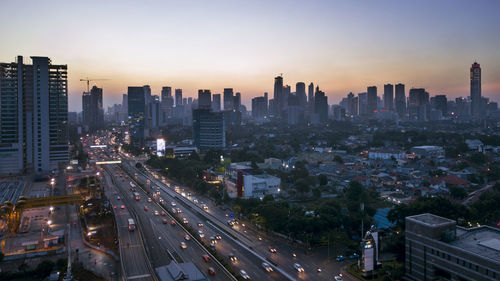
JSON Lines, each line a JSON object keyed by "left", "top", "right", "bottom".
{"left": 1, "top": 0, "right": 500, "bottom": 111}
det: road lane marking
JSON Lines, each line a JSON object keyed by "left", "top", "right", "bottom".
{"left": 128, "top": 274, "right": 151, "bottom": 279}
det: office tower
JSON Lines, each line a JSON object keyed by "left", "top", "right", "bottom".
{"left": 161, "top": 86, "right": 172, "bottom": 101}
{"left": 408, "top": 88, "right": 430, "bottom": 121}
{"left": 383, "top": 84, "right": 394, "bottom": 110}
{"left": 198, "top": 89, "right": 212, "bottom": 109}
{"left": 122, "top": 94, "right": 128, "bottom": 114}
{"left": 128, "top": 86, "right": 146, "bottom": 145}
{"left": 395, "top": 83, "right": 406, "bottom": 118}
{"left": 405, "top": 213, "right": 500, "bottom": 281}
{"left": 234, "top": 92, "right": 241, "bottom": 111}
{"left": 0, "top": 56, "right": 68, "bottom": 175}
{"left": 346, "top": 92, "right": 357, "bottom": 115}
{"left": 68, "top": 112, "right": 77, "bottom": 125}
{"left": 358, "top": 92, "right": 368, "bottom": 115}
{"left": 286, "top": 93, "right": 304, "bottom": 125}
{"left": 252, "top": 94, "right": 268, "bottom": 121}
{"left": 151, "top": 95, "right": 161, "bottom": 128}
{"left": 212, "top": 94, "right": 221, "bottom": 111}
{"left": 282, "top": 85, "right": 291, "bottom": 111}
{"left": 223, "top": 88, "right": 234, "bottom": 110}
{"left": 433, "top": 95, "right": 448, "bottom": 116}
{"left": 470, "top": 62, "right": 481, "bottom": 119}
{"left": 188, "top": 97, "right": 192, "bottom": 104}
{"left": 192, "top": 109, "right": 226, "bottom": 149}
{"left": 367, "top": 86, "right": 378, "bottom": 114}
{"left": 82, "top": 85, "right": 104, "bottom": 130}
{"left": 273, "top": 76, "right": 283, "bottom": 116}
{"left": 175, "top": 89, "right": 183, "bottom": 107}
{"left": 314, "top": 86, "right": 328, "bottom": 123}
{"left": 296, "top": 82, "right": 307, "bottom": 109}
{"left": 160, "top": 86, "right": 174, "bottom": 124}
{"left": 308, "top": 82, "right": 314, "bottom": 114}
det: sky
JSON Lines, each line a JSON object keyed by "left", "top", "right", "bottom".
{"left": 1, "top": 0, "right": 499, "bottom": 111}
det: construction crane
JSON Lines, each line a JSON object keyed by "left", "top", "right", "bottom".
{"left": 79, "top": 77, "right": 109, "bottom": 93}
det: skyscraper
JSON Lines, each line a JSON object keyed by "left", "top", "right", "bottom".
{"left": 433, "top": 95, "right": 448, "bottom": 116}
{"left": 0, "top": 56, "right": 68, "bottom": 175}
{"left": 223, "top": 88, "right": 234, "bottom": 110}
{"left": 198, "top": 89, "right": 212, "bottom": 109}
{"left": 395, "top": 83, "right": 406, "bottom": 118}
{"left": 82, "top": 85, "right": 104, "bottom": 130}
{"left": 408, "top": 88, "right": 430, "bottom": 121}
{"left": 296, "top": 82, "right": 307, "bottom": 110}
{"left": 314, "top": 86, "right": 328, "bottom": 123}
{"left": 128, "top": 86, "right": 146, "bottom": 146}
{"left": 273, "top": 76, "right": 283, "bottom": 116}
{"left": 367, "top": 86, "right": 378, "bottom": 114}
{"left": 470, "top": 62, "right": 481, "bottom": 119}
{"left": 383, "top": 84, "right": 394, "bottom": 111}
{"left": 252, "top": 94, "right": 268, "bottom": 121}
{"left": 193, "top": 109, "right": 226, "bottom": 149}
{"left": 122, "top": 94, "right": 128, "bottom": 114}
{"left": 212, "top": 93, "right": 221, "bottom": 111}
{"left": 175, "top": 89, "right": 183, "bottom": 107}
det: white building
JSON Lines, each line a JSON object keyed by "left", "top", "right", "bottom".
{"left": 368, "top": 150, "right": 406, "bottom": 160}
{"left": 242, "top": 174, "right": 280, "bottom": 198}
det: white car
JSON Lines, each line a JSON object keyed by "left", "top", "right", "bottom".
{"left": 198, "top": 230, "right": 204, "bottom": 238}
{"left": 334, "top": 276, "right": 343, "bottom": 281}
{"left": 262, "top": 262, "right": 273, "bottom": 272}
{"left": 180, "top": 242, "right": 187, "bottom": 249}
{"left": 240, "top": 270, "right": 250, "bottom": 279}
{"left": 183, "top": 218, "right": 188, "bottom": 224}
{"left": 147, "top": 198, "right": 152, "bottom": 202}
{"left": 171, "top": 202, "right": 176, "bottom": 207}
{"left": 154, "top": 210, "right": 159, "bottom": 216}
{"left": 293, "top": 263, "right": 304, "bottom": 273}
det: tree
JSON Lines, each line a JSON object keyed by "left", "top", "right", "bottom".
{"left": 333, "top": 155, "right": 344, "bottom": 164}
{"left": 312, "top": 187, "right": 322, "bottom": 198}
{"left": 318, "top": 174, "right": 328, "bottom": 186}
{"left": 188, "top": 151, "right": 200, "bottom": 161}
{"left": 295, "top": 179, "right": 310, "bottom": 194}
{"left": 345, "top": 181, "right": 365, "bottom": 202}
{"left": 449, "top": 186, "right": 468, "bottom": 200}
{"left": 35, "top": 260, "right": 55, "bottom": 278}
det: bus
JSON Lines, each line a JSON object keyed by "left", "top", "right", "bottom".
{"left": 133, "top": 192, "right": 141, "bottom": 201}
{"left": 128, "top": 219, "right": 136, "bottom": 231}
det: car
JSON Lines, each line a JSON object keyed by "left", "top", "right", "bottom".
{"left": 210, "top": 236, "right": 217, "bottom": 244}
{"left": 147, "top": 198, "right": 152, "bottom": 203}
{"left": 208, "top": 267, "right": 216, "bottom": 275}
{"left": 161, "top": 212, "right": 166, "bottom": 216}
{"left": 262, "top": 262, "right": 273, "bottom": 272}
{"left": 171, "top": 207, "right": 177, "bottom": 213}
{"left": 183, "top": 218, "right": 188, "bottom": 224}
{"left": 154, "top": 210, "right": 159, "bottom": 216}
{"left": 171, "top": 202, "right": 176, "bottom": 207}
{"left": 144, "top": 206, "right": 149, "bottom": 211}
{"left": 293, "top": 263, "right": 304, "bottom": 273}
{"left": 170, "top": 221, "right": 177, "bottom": 226}
{"left": 193, "top": 198, "right": 198, "bottom": 203}
{"left": 227, "top": 220, "right": 234, "bottom": 226}
{"left": 162, "top": 219, "right": 168, "bottom": 224}
{"left": 268, "top": 246, "right": 277, "bottom": 253}
{"left": 198, "top": 230, "right": 204, "bottom": 238}
{"left": 198, "top": 222, "right": 204, "bottom": 227}
{"left": 334, "top": 275, "right": 343, "bottom": 281}
{"left": 229, "top": 253, "right": 237, "bottom": 262}
{"left": 239, "top": 270, "right": 250, "bottom": 279}
{"left": 184, "top": 234, "right": 190, "bottom": 240}
{"left": 180, "top": 242, "right": 187, "bottom": 249}
{"left": 176, "top": 208, "right": 182, "bottom": 213}
{"left": 215, "top": 234, "right": 222, "bottom": 240}
{"left": 336, "top": 255, "right": 346, "bottom": 261}
{"left": 120, "top": 205, "right": 125, "bottom": 209}
{"left": 202, "top": 254, "right": 210, "bottom": 262}
{"left": 117, "top": 196, "right": 121, "bottom": 200}
{"left": 349, "top": 253, "right": 360, "bottom": 259}
{"left": 187, "top": 192, "right": 192, "bottom": 196}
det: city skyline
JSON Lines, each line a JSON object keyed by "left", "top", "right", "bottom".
{"left": 1, "top": 0, "right": 500, "bottom": 111}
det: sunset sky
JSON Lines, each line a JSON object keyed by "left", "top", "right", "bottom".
{"left": 1, "top": 0, "right": 499, "bottom": 111}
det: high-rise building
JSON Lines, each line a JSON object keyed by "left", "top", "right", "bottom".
{"left": 0, "top": 56, "right": 68, "bottom": 175}
{"left": 82, "top": 85, "right": 104, "bottom": 130}
{"left": 308, "top": 82, "right": 314, "bottom": 114}
{"left": 314, "top": 86, "right": 328, "bottom": 123}
{"left": 470, "top": 62, "right": 481, "bottom": 119}
{"left": 223, "top": 88, "right": 234, "bottom": 110}
{"left": 212, "top": 94, "right": 221, "bottom": 111}
{"left": 358, "top": 92, "right": 368, "bottom": 115}
{"left": 395, "top": 83, "right": 406, "bottom": 118}
{"left": 383, "top": 84, "right": 394, "bottom": 111}
{"left": 296, "top": 82, "right": 307, "bottom": 109}
{"left": 128, "top": 86, "right": 146, "bottom": 146}
{"left": 192, "top": 109, "right": 226, "bottom": 149}
{"left": 273, "top": 76, "right": 283, "bottom": 116}
{"left": 408, "top": 88, "right": 430, "bottom": 121}
{"left": 122, "top": 94, "right": 128, "bottom": 114}
{"left": 433, "top": 95, "right": 448, "bottom": 116}
{"left": 252, "top": 94, "right": 268, "bottom": 121}
{"left": 175, "top": 89, "right": 183, "bottom": 107}
{"left": 234, "top": 92, "right": 241, "bottom": 111}
{"left": 160, "top": 86, "right": 174, "bottom": 124}
{"left": 198, "top": 89, "right": 212, "bottom": 109}
{"left": 367, "top": 86, "right": 378, "bottom": 114}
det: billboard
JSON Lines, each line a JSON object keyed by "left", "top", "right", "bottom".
{"left": 157, "top": 139, "right": 165, "bottom": 157}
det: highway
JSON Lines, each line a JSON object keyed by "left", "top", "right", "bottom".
{"left": 104, "top": 165, "right": 236, "bottom": 281}
{"left": 120, "top": 161, "right": 292, "bottom": 281}
{"left": 103, "top": 168, "right": 156, "bottom": 281}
